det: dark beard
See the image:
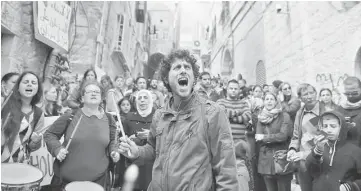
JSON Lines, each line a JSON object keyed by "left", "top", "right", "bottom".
{"left": 348, "top": 95, "right": 361, "bottom": 103}
{"left": 151, "top": 85, "right": 157, "bottom": 89}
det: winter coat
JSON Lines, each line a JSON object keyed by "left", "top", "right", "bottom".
{"left": 289, "top": 102, "right": 325, "bottom": 155}
{"left": 197, "top": 86, "right": 221, "bottom": 102}
{"left": 123, "top": 109, "right": 155, "bottom": 190}
{"left": 306, "top": 110, "right": 361, "bottom": 191}
{"left": 256, "top": 112, "right": 292, "bottom": 175}
{"left": 281, "top": 95, "right": 301, "bottom": 129}
{"left": 133, "top": 92, "right": 239, "bottom": 191}
{"left": 337, "top": 106, "right": 361, "bottom": 147}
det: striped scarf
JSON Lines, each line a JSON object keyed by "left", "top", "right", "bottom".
{"left": 258, "top": 104, "right": 282, "bottom": 124}
{"left": 340, "top": 99, "right": 361, "bottom": 110}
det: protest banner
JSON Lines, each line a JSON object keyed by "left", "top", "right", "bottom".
{"left": 29, "top": 116, "right": 60, "bottom": 186}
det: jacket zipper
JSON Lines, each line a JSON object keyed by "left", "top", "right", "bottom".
{"left": 163, "top": 119, "right": 176, "bottom": 190}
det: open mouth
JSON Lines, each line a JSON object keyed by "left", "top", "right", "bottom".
{"left": 25, "top": 89, "right": 33, "bottom": 93}
{"left": 178, "top": 77, "right": 188, "bottom": 86}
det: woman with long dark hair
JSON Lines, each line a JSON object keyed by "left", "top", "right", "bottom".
{"left": 1, "top": 71, "right": 44, "bottom": 163}
{"left": 1, "top": 72, "right": 19, "bottom": 104}
{"left": 67, "top": 69, "right": 97, "bottom": 109}
{"left": 117, "top": 97, "right": 132, "bottom": 117}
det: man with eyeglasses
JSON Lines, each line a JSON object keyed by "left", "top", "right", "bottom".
{"left": 287, "top": 84, "right": 324, "bottom": 191}
{"left": 337, "top": 76, "right": 361, "bottom": 147}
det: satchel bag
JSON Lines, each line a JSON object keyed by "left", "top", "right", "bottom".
{"left": 273, "top": 150, "right": 295, "bottom": 175}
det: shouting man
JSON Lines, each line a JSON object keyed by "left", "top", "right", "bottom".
{"left": 118, "top": 49, "right": 239, "bottom": 191}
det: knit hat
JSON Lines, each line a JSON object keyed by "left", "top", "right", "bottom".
{"left": 272, "top": 80, "right": 283, "bottom": 89}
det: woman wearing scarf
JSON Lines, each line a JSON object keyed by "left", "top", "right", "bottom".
{"left": 249, "top": 85, "right": 267, "bottom": 191}
{"left": 122, "top": 89, "right": 155, "bottom": 191}
{"left": 1, "top": 71, "right": 44, "bottom": 163}
{"left": 255, "top": 92, "right": 293, "bottom": 191}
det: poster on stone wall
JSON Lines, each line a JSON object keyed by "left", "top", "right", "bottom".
{"left": 33, "top": 1, "right": 72, "bottom": 52}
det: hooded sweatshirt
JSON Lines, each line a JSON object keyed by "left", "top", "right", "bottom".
{"left": 337, "top": 106, "right": 361, "bottom": 147}
{"left": 306, "top": 110, "right": 361, "bottom": 191}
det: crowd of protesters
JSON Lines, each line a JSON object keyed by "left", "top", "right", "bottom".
{"left": 2, "top": 49, "right": 361, "bottom": 191}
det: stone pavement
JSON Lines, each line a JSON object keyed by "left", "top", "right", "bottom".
{"left": 291, "top": 178, "right": 302, "bottom": 191}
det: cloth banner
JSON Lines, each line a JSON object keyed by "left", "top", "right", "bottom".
{"left": 29, "top": 116, "right": 61, "bottom": 186}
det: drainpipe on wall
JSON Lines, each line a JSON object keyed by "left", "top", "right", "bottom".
{"left": 95, "top": 1, "right": 109, "bottom": 68}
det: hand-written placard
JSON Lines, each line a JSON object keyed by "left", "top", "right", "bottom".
{"left": 35, "top": 1, "right": 71, "bottom": 52}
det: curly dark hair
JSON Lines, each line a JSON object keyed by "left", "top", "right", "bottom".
{"left": 160, "top": 49, "right": 200, "bottom": 92}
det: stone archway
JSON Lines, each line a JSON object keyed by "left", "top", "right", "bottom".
{"left": 355, "top": 47, "right": 361, "bottom": 78}
{"left": 256, "top": 60, "right": 266, "bottom": 85}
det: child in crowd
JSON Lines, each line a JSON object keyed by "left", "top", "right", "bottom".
{"left": 306, "top": 111, "right": 361, "bottom": 191}
{"left": 117, "top": 97, "right": 133, "bottom": 117}
{"left": 235, "top": 140, "right": 253, "bottom": 191}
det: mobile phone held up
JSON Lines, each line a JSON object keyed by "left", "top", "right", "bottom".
{"left": 316, "top": 130, "right": 328, "bottom": 141}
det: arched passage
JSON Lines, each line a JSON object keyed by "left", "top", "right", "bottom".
{"left": 256, "top": 60, "right": 266, "bottom": 85}
{"left": 355, "top": 47, "right": 361, "bottom": 78}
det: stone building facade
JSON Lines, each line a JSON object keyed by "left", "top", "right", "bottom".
{"left": 207, "top": 1, "right": 361, "bottom": 99}
{"left": 1, "top": 1, "right": 151, "bottom": 85}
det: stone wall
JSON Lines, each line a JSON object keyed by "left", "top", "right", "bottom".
{"left": 208, "top": 1, "right": 361, "bottom": 91}
{"left": 2, "top": 1, "right": 150, "bottom": 81}
{"left": 1, "top": 1, "right": 51, "bottom": 78}
{"left": 262, "top": 1, "right": 361, "bottom": 99}
{"left": 68, "top": 1, "right": 102, "bottom": 76}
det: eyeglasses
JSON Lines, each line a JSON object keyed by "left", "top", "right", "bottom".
{"left": 85, "top": 90, "right": 101, "bottom": 95}
{"left": 343, "top": 91, "right": 360, "bottom": 97}
{"left": 282, "top": 87, "right": 291, "bottom": 91}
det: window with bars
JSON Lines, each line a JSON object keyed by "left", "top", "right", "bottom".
{"left": 256, "top": 60, "right": 266, "bottom": 85}
{"left": 114, "top": 14, "right": 125, "bottom": 51}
